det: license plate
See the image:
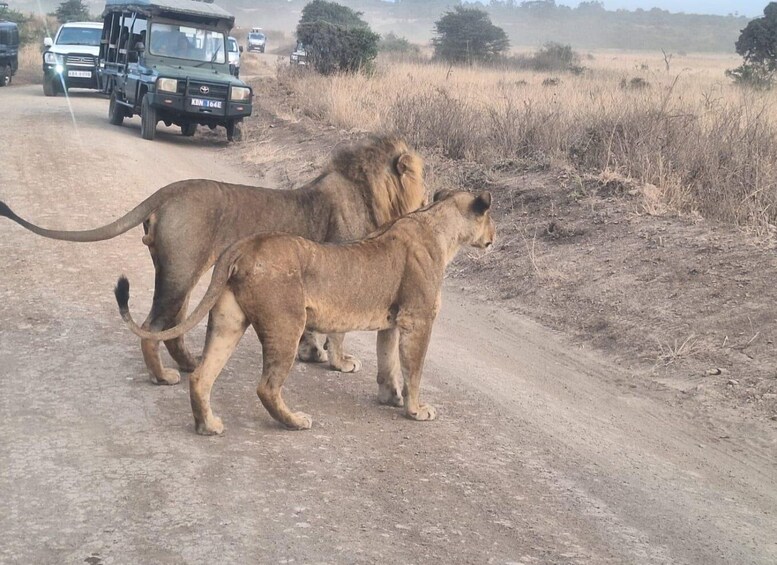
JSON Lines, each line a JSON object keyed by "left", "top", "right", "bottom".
{"left": 68, "top": 70, "right": 91, "bottom": 78}
{"left": 190, "top": 98, "right": 222, "bottom": 109}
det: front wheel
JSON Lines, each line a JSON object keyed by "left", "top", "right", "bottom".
{"left": 43, "top": 75, "right": 57, "bottom": 97}
{"left": 181, "top": 122, "right": 197, "bottom": 137}
{"left": 0, "top": 65, "right": 11, "bottom": 87}
{"left": 140, "top": 94, "right": 157, "bottom": 141}
{"left": 225, "top": 120, "right": 242, "bottom": 142}
{"left": 108, "top": 92, "right": 125, "bottom": 126}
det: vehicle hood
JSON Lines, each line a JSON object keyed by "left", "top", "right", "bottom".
{"left": 49, "top": 44, "right": 100, "bottom": 56}
{"left": 150, "top": 62, "right": 248, "bottom": 86}
{"left": 248, "top": 37, "right": 265, "bottom": 43}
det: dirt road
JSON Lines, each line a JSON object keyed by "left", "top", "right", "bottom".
{"left": 1, "top": 84, "right": 775, "bottom": 565}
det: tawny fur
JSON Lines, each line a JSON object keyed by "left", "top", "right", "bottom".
{"left": 1, "top": 135, "right": 427, "bottom": 385}
{"left": 116, "top": 191, "right": 495, "bottom": 434}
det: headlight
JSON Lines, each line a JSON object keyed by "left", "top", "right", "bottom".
{"left": 43, "top": 51, "right": 61, "bottom": 65}
{"left": 157, "top": 78, "right": 178, "bottom": 93}
{"left": 230, "top": 86, "right": 251, "bottom": 101}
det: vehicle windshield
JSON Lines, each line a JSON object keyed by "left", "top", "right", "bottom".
{"left": 149, "top": 23, "right": 225, "bottom": 63}
{"left": 57, "top": 27, "right": 101, "bottom": 46}
{"left": 248, "top": 33, "right": 265, "bottom": 40}
{"left": 228, "top": 38, "right": 238, "bottom": 52}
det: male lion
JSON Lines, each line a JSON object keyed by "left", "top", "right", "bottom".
{"left": 0, "top": 135, "right": 426, "bottom": 385}
{"left": 115, "top": 190, "right": 495, "bottom": 434}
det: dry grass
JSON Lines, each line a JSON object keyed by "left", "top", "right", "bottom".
{"left": 277, "top": 50, "right": 777, "bottom": 234}
{"left": 13, "top": 43, "right": 42, "bottom": 86}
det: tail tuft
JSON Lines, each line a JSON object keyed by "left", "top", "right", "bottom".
{"left": 0, "top": 201, "right": 18, "bottom": 221}
{"left": 114, "top": 276, "right": 130, "bottom": 312}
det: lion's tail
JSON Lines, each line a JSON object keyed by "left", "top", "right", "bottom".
{"left": 0, "top": 180, "right": 193, "bottom": 243}
{"left": 115, "top": 240, "right": 246, "bottom": 342}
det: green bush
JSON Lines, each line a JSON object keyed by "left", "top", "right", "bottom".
{"left": 725, "top": 64, "right": 774, "bottom": 90}
{"left": 296, "top": 0, "right": 379, "bottom": 74}
{"left": 727, "top": 3, "right": 777, "bottom": 90}
{"left": 52, "top": 0, "right": 91, "bottom": 24}
{"left": 432, "top": 6, "right": 509, "bottom": 64}
{"left": 379, "top": 32, "right": 420, "bottom": 56}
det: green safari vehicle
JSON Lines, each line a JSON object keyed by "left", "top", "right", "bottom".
{"left": 99, "top": 0, "right": 252, "bottom": 141}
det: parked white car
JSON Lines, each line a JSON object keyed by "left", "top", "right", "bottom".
{"left": 42, "top": 21, "right": 102, "bottom": 96}
{"left": 227, "top": 35, "right": 241, "bottom": 77}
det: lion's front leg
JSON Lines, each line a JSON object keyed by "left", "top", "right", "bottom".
{"left": 398, "top": 319, "right": 437, "bottom": 421}
{"left": 189, "top": 290, "right": 248, "bottom": 436}
{"left": 376, "top": 328, "right": 403, "bottom": 407}
{"left": 325, "top": 333, "right": 362, "bottom": 373}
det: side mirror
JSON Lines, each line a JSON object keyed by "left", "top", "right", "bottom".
{"left": 239, "top": 45, "right": 243, "bottom": 53}
{"left": 134, "top": 41, "right": 145, "bottom": 52}
{"left": 43, "top": 37, "right": 53, "bottom": 48}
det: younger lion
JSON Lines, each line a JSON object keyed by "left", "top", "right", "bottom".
{"left": 1, "top": 135, "right": 425, "bottom": 385}
{"left": 115, "top": 190, "right": 495, "bottom": 434}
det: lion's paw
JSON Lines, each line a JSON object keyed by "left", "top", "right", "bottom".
{"left": 378, "top": 385, "right": 404, "bottom": 407}
{"left": 332, "top": 355, "right": 362, "bottom": 374}
{"left": 153, "top": 368, "right": 182, "bottom": 386}
{"left": 177, "top": 355, "right": 201, "bottom": 373}
{"left": 286, "top": 412, "right": 313, "bottom": 430}
{"left": 196, "top": 416, "right": 224, "bottom": 436}
{"left": 406, "top": 404, "right": 437, "bottom": 421}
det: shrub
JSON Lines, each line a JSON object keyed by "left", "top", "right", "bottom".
{"left": 432, "top": 6, "right": 509, "bottom": 64}
{"left": 533, "top": 42, "right": 579, "bottom": 71}
{"left": 52, "top": 0, "right": 91, "bottom": 23}
{"left": 620, "top": 77, "right": 651, "bottom": 90}
{"left": 296, "top": 0, "right": 379, "bottom": 75}
{"left": 503, "top": 42, "right": 581, "bottom": 73}
{"left": 727, "top": 2, "right": 777, "bottom": 89}
{"left": 726, "top": 64, "right": 774, "bottom": 90}
{"left": 379, "top": 32, "right": 420, "bottom": 55}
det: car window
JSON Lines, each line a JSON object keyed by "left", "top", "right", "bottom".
{"left": 249, "top": 33, "right": 265, "bottom": 40}
{"left": 228, "top": 38, "right": 238, "bottom": 52}
{"left": 57, "top": 27, "right": 101, "bottom": 46}
{"left": 149, "top": 23, "right": 225, "bottom": 63}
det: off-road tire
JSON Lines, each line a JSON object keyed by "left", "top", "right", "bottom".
{"left": 225, "top": 120, "right": 242, "bottom": 142}
{"left": 108, "top": 92, "right": 125, "bottom": 126}
{"left": 140, "top": 94, "right": 157, "bottom": 141}
{"left": 0, "top": 65, "right": 11, "bottom": 87}
{"left": 181, "top": 122, "right": 197, "bottom": 137}
{"left": 43, "top": 76, "right": 57, "bottom": 97}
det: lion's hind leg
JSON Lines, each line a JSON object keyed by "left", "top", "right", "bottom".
{"left": 256, "top": 321, "right": 312, "bottom": 431}
{"left": 376, "top": 328, "right": 403, "bottom": 407}
{"left": 189, "top": 289, "right": 249, "bottom": 436}
{"left": 398, "top": 319, "right": 437, "bottom": 421}
{"left": 164, "top": 293, "right": 200, "bottom": 373}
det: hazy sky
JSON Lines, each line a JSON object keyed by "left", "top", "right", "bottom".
{"left": 557, "top": 1, "right": 763, "bottom": 17}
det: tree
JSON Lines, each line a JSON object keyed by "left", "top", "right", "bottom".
{"left": 728, "top": 2, "right": 777, "bottom": 88}
{"left": 298, "top": 0, "right": 366, "bottom": 28}
{"left": 432, "top": 6, "right": 509, "bottom": 64}
{"left": 53, "top": 0, "right": 91, "bottom": 23}
{"left": 296, "top": 0, "right": 379, "bottom": 75}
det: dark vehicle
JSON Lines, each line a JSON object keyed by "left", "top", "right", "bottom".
{"left": 42, "top": 22, "right": 102, "bottom": 96}
{"left": 99, "top": 0, "right": 252, "bottom": 141}
{"left": 0, "top": 19, "right": 19, "bottom": 87}
{"left": 289, "top": 41, "right": 307, "bottom": 66}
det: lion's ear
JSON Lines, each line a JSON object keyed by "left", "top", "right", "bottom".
{"left": 433, "top": 189, "right": 454, "bottom": 202}
{"left": 396, "top": 153, "right": 414, "bottom": 176}
{"left": 471, "top": 191, "right": 492, "bottom": 215}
